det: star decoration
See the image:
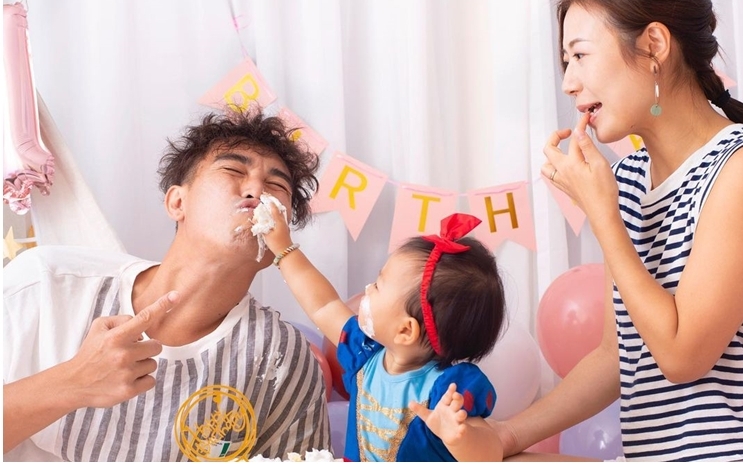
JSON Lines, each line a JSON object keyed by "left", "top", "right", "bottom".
{"left": 26, "top": 225, "right": 37, "bottom": 249}
{"left": 4, "top": 227, "right": 25, "bottom": 261}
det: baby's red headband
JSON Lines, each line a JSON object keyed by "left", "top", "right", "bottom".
{"left": 420, "top": 213, "right": 482, "bottom": 356}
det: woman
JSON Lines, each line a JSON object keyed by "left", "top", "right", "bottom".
{"left": 498, "top": 0, "right": 743, "bottom": 461}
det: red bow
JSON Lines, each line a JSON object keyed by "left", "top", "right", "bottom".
{"left": 420, "top": 213, "right": 481, "bottom": 356}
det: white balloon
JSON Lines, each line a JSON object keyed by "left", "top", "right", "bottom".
{"left": 478, "top": 323, "right": 541, "bottom": 420}
{"left": 327, "top": 400, "right": 349, "bottom": 458}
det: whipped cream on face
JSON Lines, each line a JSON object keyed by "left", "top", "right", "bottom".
{"left": 251, "top": 193, "right": 287, "bottom": 262}
{"left": 358, "top": 284, "right": 375, "bottom": 337}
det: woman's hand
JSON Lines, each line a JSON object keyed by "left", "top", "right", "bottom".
{"left": 542, "top": 112, "right": 619, "bottom": 224}
{"left": 486, "top": 418, "right": 522, "bottom": 458}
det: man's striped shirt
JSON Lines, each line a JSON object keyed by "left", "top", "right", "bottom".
{"left": 4, "top": 246, "right": 330, "bottom": 461}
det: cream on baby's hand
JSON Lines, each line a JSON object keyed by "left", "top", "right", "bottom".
{"left": 251, "top": 193, "right": 287, "bottom": 262}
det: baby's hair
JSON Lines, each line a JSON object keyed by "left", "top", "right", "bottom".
{"left": 397, "top": 236, "right": 506, "bottom": 367}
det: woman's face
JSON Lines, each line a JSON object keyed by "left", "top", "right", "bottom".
{"left": 561, "top": 4, "right": 653, "bottom": 143}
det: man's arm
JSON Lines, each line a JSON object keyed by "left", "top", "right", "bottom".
{"left": 4, "top": 363, "right": 85, "bottom": 452}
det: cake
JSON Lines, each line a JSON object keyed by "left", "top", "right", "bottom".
{"left": 240, "top": 448, "right": 339, "bottom": 462}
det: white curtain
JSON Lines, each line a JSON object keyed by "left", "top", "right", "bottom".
{"left": 19, "top": 0, "right": 742, "bottom": 404}
{"left": 28, "top": 94, "right": 126, "bottom": 252}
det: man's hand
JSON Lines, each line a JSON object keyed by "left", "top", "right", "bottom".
{"left": 3, "top": 291, "right": 180, "bottom": 453}
{"left": 64, "top": 291, "right": 180, "bottom": 408}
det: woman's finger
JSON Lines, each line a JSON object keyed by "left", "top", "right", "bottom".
{"left": 544, "top": 128, "right": 572, "bottom": 168}
{"left": 541, "top": 163, "right": 558, "bottom": 180}
{"left": 566, "top": 112, "right": 591, "bottom": 163}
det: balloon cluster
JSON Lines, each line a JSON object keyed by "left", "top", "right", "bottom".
{"left": 536, "top": 263, "right": 622, "bottom": 459}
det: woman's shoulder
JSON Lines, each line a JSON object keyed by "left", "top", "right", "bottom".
{"left": 611, "top": 148, "right": 649, "bottom": 173}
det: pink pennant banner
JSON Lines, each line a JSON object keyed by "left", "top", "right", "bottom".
{"left": 543, "top": 176, "right": 586, "bottom": 235}
{"left": 311, "top": 152, "right": 388, "bottom": 241}
{"left": 278, "top": 107, "right": 329, "bottom": 157}
{"left": 466, "top": 182, "right": 536, "bottom": 251}
{"left": 198, "top": 58, "right": 277, "bottom": 112}
{"left": 714, "top": 66, "right": 737, "bottom": 90}
{"left": 388, "top": 184, "right": 459, "bottom": 253}
{"left": 606, "top": 134, "right": 643, "bottom": 159}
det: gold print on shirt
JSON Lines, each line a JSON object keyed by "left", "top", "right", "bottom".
{"left": 174, "top": 384, "right": 257, "bottom": 462}
{"left": 356, "top": 372, "right": 421, "bottom": 462}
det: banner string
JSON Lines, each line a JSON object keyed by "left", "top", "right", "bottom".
{"left": 227, "top": 0, "right": 251, "bottom": 60}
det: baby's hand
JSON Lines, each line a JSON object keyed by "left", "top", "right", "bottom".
{"left": 259, "top": 202, "right": 294, "bottom": 255}
{"left": 409, "top": 383, "right": 469, "bottom": 447}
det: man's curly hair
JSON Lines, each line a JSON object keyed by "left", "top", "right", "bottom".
{"left": 157, "top": 107, "right": 319, "bottom": 228}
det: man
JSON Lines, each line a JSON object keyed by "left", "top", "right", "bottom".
{"left": 3, "top": 108, "right": 330, "bottom": 461}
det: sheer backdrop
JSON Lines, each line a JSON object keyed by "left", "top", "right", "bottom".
{"left": 14, "top": 0, "right": 742, "bottom": 403}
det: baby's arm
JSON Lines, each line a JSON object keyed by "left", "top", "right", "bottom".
{"left": 260, "top": 203, "right": 354, "bottom": 345}
{"left": 410, "top": 383, "right": 504, "bottom": 462}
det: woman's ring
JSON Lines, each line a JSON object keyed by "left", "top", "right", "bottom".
{"left": 549, "top": 169, "right": 557, "bottom": 181}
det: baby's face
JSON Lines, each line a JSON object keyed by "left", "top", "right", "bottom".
{"left": 358, "top": 252, "right": 419, "bottom": 344}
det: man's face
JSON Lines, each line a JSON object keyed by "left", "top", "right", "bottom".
{"left": 170, "top": 144, "right": 294, "bottom": 264}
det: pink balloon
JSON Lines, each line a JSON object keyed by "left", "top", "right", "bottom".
{"left": 309, "top": 343, "right": 333, "bottom": 402}
{"left": 321, "top": 292, "right": 362, "bottom": 401}
{"left": 344, "top": 292, "right": 363, "bottom": 314}
{"left": 3, "top": 3, "right": 54, "bottom": 214}
{"left": 525, "top": 433, "right": 560, "bottom": 453}
{"left": 536, "top": 264, "right": 605, "bottom": 378}
{"left": 322, "top": 335, "right": 349, "bottom": 400}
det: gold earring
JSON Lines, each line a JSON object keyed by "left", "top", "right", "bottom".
{"left": 650, "top": 63, "right": 662, "bottom": 117}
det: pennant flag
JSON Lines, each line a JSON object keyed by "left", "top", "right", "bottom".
{"left": 466, "top": 182, "right": 536, "bottom": 251}
{"left": 543, "top": 176, "right": 586, "bottom": 235}
{"left": 311, "top": 152, "right": 388, "bottom": 240}
{"left": 606, "top": 134, "right": 643, "bottom": 159}
{"left": 277, "top": 107, "right": 329, "bottom": 157}
{"left": 388, "top": 184, "right": 459, "bottom": 253}
{"left": 198, "top": 58, "right": 277, "bottom": 112}
{"left": 714, "top": 66, "right": 737, "bottom": 90}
